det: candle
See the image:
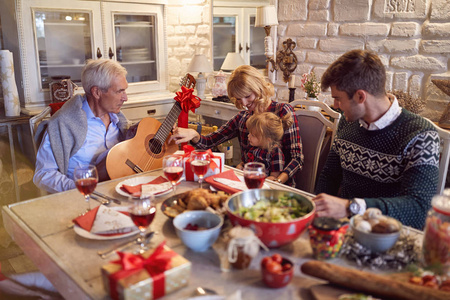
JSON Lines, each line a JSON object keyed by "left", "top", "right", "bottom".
{"left": 289, "top": 75, "right": 295, "bottom": 88}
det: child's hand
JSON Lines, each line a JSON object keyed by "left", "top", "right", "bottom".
{"left": 236, "top": 162, "right": 244, "bottom": 170}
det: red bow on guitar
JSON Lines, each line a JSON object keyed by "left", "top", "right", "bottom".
{"left": 175, "top": 86, "right": 201, "bottom": 114}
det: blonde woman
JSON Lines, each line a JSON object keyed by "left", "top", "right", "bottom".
{"left": 171, "top": 65, "right": 303, "bottom": 186}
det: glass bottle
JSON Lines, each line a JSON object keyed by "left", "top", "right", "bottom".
{"left": 218, "top": 139, "right": 233, "bottom": 166}
{"left": 422, "top": 193, "right": 450, "bottom": 275}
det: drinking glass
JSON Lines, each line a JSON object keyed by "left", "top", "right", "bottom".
{"left": 129, "top": 196, "right": 156, "bottom": 254}
{"left": 243, "top": 162, "right": 266, "bottom": 189}
{"left": 163, "top": 154, "right": 184, "bottom": 195}
{"left": 74, "top": 164, "right": 98, "bottom": 213}
{"left": 190, "top": 150, "right": 211, "bottom": 188}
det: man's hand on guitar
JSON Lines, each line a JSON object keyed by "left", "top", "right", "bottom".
{"left": 170, "top": 126, "right": 200, "bottom": 145}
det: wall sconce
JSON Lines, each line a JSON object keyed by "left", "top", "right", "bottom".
{"left": 276, "top": 38, "right": 298, "bottom": 83}
{"left": 255, "top": 5, "right": 278, "bottom": 73}
{"left": 187, "top": 54, "right": 213, "bottom": 100}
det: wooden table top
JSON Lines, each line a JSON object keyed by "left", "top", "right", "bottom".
{"left": 1, "top": 166, "right": 422, "bottom": 300}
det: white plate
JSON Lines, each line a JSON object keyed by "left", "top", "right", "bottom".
{"left": 209, "top": 175, "right": 271, "bottom": 191}
{"left": 115, "top": 176, "right": 172, "bottom": 198}
{"left": 73, "top": 207, "right": 139, "bottom": 240}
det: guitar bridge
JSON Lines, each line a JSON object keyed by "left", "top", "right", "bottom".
{"left": 125, "top": 159, "right": 144, "bottom": 173}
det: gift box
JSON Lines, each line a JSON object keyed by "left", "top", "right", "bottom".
{"left": 102, "top": 242, "right": 191, "bottom": 300}
{"left": 175, "top": 145, "right": 224, "bottom": 182}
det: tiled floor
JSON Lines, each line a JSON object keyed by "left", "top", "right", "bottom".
{"left": 0, "top": 223, "right": 39, "bottom": 277}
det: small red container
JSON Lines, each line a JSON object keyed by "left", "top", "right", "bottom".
{"left": 261, "top": 257, "right": 294, "bottom": 288}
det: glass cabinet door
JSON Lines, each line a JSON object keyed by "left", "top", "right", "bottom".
{"left": 213, "top": 16, "right": 237, "bottom": 70}
{"left": 34, "top": 10, "right": 93, "bottom": 89}
{"left": 114, "top": 14, "right": 157, "bottom": 84}
{"left": 249, "top": 16, "right": 266, "bottom": 69}
{"left": 213, "top": 7, "right": 265, "bottom": 71}
{"left": 103, "top": 2, "right": 166, "bottom": 94}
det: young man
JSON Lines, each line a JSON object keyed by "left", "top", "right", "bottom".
{"left": 313, "top": 49, "right": 439, "bottom": 230}
{"left": 33, "top": 59, "right": 130, "bottom": 193}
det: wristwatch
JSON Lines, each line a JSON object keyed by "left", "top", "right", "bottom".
{"left": 347, "top": 199, "right": 360, "bottom": 217}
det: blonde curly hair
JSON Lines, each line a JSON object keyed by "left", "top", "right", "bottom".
{"left": 246, "top": 112, "right": 293, "bottom": 151}
{"left": 227, "top": 65, "right": 275, "bottom": 114}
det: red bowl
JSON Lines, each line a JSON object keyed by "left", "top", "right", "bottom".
{"left": 226, "top": 189, "right": 315, "bottom": 248}
{"left": 261, "top": 257, "right": 294, "bottom": 288}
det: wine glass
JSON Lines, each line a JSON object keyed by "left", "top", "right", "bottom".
{"left": 74, "top": 164, "right": 98, "bottom": 213}
{"left": 243, "top": 162, "right": 266, "bottom": 189}
{"left": 190, "top": 150, "right": 211, "bottom": 188}
{"left": 163, "top": 154, "right": 184, "bottom": 195}
{"left": 129, "top": 195, "right": 156, "bottom": 254}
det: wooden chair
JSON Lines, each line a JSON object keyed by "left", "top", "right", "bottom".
{"left": 29, "top": 106, "right": 52, "bottom": 158}
{"left": 424, "top": 118, "right": 450, "bottom": 195}
{"left": 290, "top": 100, "right": 341, "bottom": 194}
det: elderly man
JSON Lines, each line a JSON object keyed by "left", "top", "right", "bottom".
{"left": 313, "top": 49, "right": 439, "bottom": 230}
{"left": 33, "top": 59, "right": 130, "bottom": 193}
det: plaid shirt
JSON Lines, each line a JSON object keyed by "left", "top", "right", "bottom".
{"left": 246, "top": 145, "right": 284, "bottom": 177}
{"left": 194, "top": 101, "right": 303, "bottom": 186}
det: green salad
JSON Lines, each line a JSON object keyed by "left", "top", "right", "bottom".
{"left": 237, "top": 195, "right": 310, "bottom": 222}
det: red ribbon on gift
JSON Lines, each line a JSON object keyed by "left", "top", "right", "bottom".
{"left": 175, "top": 86, "right": 201, "bottom": 129}
{"left": 108, "top": 241, "right": 177, "bottom": 300}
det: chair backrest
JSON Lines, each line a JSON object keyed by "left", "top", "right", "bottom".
{"left": 29, "top": 106, "right": 52, "bottom": 157}
{"left": 290, "top": 100, "right": 341, "bottom": 193}
{"left": 424, "top": 118, "right": 450, "bottom": 195}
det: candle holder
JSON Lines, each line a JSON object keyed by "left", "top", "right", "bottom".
{"left": 289, "top": 88, "right": 296, "bottom": 103}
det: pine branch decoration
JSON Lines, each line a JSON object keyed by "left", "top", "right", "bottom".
{"left": 389, "top": 90, "right": 426, "bottom": 115}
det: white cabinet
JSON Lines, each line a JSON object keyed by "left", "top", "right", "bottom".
{"left": 2, "top": 0, "right": 170, "bottom": 114}
{"left": 212, "top": 5, "right": 266, "bottom": 71}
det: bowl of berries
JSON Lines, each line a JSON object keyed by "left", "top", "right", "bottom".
{"left": 173, "top": 210, "right": 223, "bottom": 252}
{"left": 261, "top": 254, "right": 294, "bottom": 288}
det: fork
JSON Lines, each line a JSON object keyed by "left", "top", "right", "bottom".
{"left": 91, "top": 194, "right": 110, "bottom": 205}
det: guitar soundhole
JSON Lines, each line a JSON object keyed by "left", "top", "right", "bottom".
{"left": 148, "top": 138, "right": 163, "bottom": 155}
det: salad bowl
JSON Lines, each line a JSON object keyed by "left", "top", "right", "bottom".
{"left": 225, "top": 189, "right": 315, "bottom": 248}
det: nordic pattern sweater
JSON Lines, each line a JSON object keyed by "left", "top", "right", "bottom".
{"left": 315, "top": 108, "right": 440, "bottom": 229}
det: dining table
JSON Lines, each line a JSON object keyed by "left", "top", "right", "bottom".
{"left": 1, "top": 165, "right": 423, "bottom": 300}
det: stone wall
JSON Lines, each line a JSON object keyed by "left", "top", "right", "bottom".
{"left": 275, "top": 0, "right": 450, "bottom": 121}
{"left": 167, "top": 0, "right": 212, "bottom": 93}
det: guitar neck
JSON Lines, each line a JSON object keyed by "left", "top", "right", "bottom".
{"left": 155, "top": 101, "right": 182, "bottom": 142}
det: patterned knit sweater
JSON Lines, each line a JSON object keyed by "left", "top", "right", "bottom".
{"left": 315, "top": 109, "right": 439, "bottom": 229}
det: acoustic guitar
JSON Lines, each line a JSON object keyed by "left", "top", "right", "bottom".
{"left": 104, "top": 74, "right": 196, "bottom": 180}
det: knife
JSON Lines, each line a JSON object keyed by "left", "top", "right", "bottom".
{"left": 97, "top": 231, "right": 155, "bottom": 259}
{"left": 93, "top": 191, "right": 121, "bottom": 205}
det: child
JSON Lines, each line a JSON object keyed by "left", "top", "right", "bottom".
{"left": 238, "top": 112, "right": 293, "bottom": 182}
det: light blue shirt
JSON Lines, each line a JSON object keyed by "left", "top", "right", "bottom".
{"left": 34, "top": 100, "right": 121, "bottom": 193}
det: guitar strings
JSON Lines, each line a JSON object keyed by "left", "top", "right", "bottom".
{"left": 139, "top": 103, "right": 182, "bottom": 172}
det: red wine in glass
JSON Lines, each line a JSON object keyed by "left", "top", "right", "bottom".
{"left": 129, "top": 197, "right": 156, "bottom": 254}
{"left": 163, "top": 155, "right": 184, "bottom": 195}
{"left": 243, "top": 162, "right": 266, "bottom": 189}
{"left": 190, "top": 150, "right": 211, "bottom": 188}
{"left": 244, "top": 174, "right": 265, "bottom": 189}
{"left": 130, "top": 206, "right": 156, "bottom": 230}
{"left": 191, "top": 160, "right": 209, "bottom": 177}
{"left": 73, "top": 164, "right": 98, "bottom": 213}
{"left": 75, "top": 178, "right": 98, "bottom": 196}
{"left": 164, "top": 166, "right": 183, "bottom": 182}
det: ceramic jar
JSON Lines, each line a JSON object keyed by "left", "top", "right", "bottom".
{"left": 208, "top": 70, "right": 228, "bottom": 98}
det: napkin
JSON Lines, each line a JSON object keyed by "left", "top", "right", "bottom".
{"left": 72, "top": 205, "right": 136, "bottom": 236}
{"left": 205, "top": 170, "right": 245, "bottom": 194}
{"left": 120, "top": 176, "right": 171, "bottom": 197}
